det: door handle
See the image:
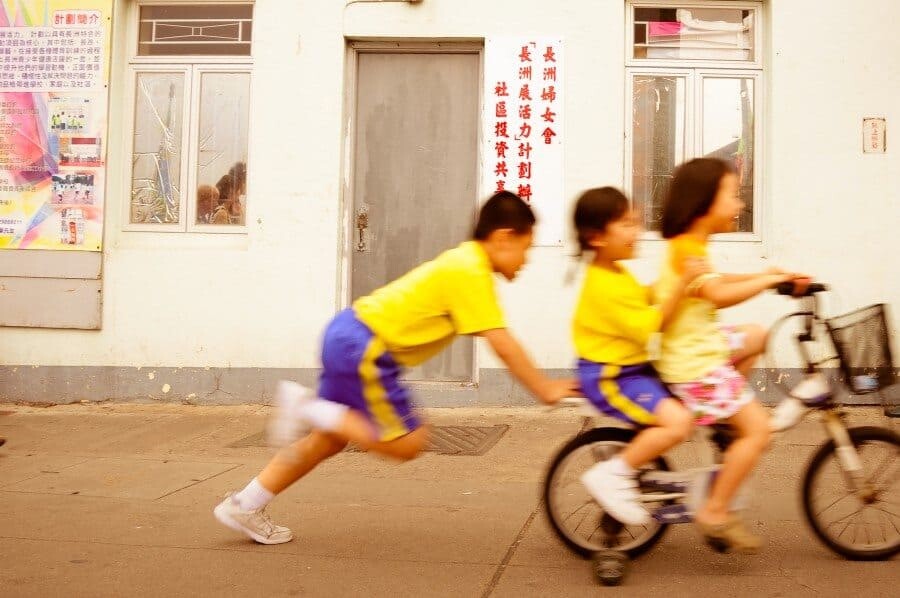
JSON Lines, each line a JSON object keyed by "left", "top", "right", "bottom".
{"left": 355, "top": 208, "right": 369, "bottom": 252}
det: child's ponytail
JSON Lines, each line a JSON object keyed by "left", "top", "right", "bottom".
{"left": 566, "top": 187, "right": 630, "bottom": 284}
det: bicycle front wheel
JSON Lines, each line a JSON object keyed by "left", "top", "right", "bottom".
{"left": 802, "top": 426, "right": 900, "bottom": 560}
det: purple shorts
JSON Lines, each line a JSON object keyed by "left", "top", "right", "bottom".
{"left": 577, "top": 360, "right": 671, "bottom": 426}
{"left": 318, "top": 309, "right": 421, "bottom": 441}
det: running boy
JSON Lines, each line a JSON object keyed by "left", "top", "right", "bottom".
{"left": 214, "top": 191, "right": 578, "bottom": 544}
{"left": 571, "top": 187, "right": 708, "bottom": 526}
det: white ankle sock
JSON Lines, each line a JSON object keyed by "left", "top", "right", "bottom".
{"left": 234, "top": 478, "right": 274, "bottom": 511}
{"left": 298, "top": 399, "right": 348, "bottom": 432}
{"left": 606, "top": 456, "right": 636, "bottom": 477}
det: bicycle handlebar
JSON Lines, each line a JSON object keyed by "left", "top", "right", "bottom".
{"left": 767, "top": 280, "right": 833, "bottom": 381}
{"left": 775, "top": 280, "right": 828, "bottom": 297}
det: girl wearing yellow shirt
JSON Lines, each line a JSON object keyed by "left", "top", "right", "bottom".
{"left": 572, "top": 187, "right": 707, "bottom": 528}
{"left": 657, "top": 158, "right": 803, "bottom": 552}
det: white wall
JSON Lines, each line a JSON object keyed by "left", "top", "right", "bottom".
{"left": 767, "top": 0, "right": 899, "bottom": 310}
{"left": 1, "top": 0, "right": 897, "bottom": 377}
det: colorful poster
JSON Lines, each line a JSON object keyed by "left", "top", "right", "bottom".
{"left": 484, "top": 38, "right": 564, "bottom": 246}
{"left": 0, "top": 1, "right": 111, "bottom": 251}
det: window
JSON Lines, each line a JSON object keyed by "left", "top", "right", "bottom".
{"left": 626, "top": 2, "right": 762, "bottom": 236}
{"left": 126, "top": 3, "right": 252, "bottom": 232}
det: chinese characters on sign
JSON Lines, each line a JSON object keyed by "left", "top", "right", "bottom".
{"left": 484, "top": 38, "right": 564, "bottom": 246}
{"left": 0, "top": 1, "right": 111, "bottom": 251}
{"left": 862, "top": 117, "right": 886, "bottom": 154}
{"left": 0, "top": 27, "right": 104, "bottom": 91}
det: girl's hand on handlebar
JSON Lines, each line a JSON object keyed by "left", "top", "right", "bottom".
{"left": 766, "top": 266, "right": 811, "bottom": 281}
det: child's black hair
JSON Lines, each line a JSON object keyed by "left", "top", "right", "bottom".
{"left": 661, "top": 158, "right": 735, "bottom": 239}
{"left": 572, "top": 187, "right": 629, "bottom": 255}
{"left": 473, "top": 191, "right": 536, "bottom": 240}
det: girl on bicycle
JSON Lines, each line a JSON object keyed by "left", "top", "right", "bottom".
{"left": 655, "top": 158, "right": 803, "bottom": 552}
{"left": 572, "top": 187, "right": 708, "bottom": 528}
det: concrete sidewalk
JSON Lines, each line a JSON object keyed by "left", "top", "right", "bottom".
{"left": 0, "top": 404, "right": 896, "bottom": 597}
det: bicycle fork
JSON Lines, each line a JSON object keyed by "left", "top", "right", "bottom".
{"left": 821, "top": 410, "right": 872, "bottom": 500}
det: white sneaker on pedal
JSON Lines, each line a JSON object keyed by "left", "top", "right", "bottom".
{"left": 581, "top": 460, "right": 650, "bottom": 526}
{"left": 769, "top": 396, "right": 807, "bottom": 432}
{"left": 791, "top": 373, "right": 831, "bottom": 404}
{"left": 214, "top": 493, "right": 293, "bottom": 544}
{"left": 771, "top": 373, "right": 830, "bottom": 432}
{"left": 267, "top": 380, "right": 315, "bottom": 448}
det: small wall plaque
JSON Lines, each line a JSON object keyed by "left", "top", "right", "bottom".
{"left": 863, "top": 117, "right": 886, "bottom": 153}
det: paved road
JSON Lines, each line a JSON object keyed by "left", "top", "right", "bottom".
{"left": 0, "top": 404, "right": 896, "bottom": 597}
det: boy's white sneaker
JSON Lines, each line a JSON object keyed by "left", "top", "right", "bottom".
{"left": 267, "top": 380, "right": 315, "bottom": 448}
{"left": 213, "top": 494, "right": 293, "bottom": 545}
{"left": 581, "top": 460, "right": 651, "bottom": 526}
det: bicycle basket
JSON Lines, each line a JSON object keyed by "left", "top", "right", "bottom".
{"left": 825, "top": 304, "right": 896, "bottom": 398}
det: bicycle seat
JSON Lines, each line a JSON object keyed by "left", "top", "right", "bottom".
{"left": 548, "top": 397, "right": 657, "bottom": 429}
{"left": 708, "top": 423, "right": 736, "bottom": 452}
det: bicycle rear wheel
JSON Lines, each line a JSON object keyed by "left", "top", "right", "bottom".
{"left": 543, "top": 427, "right": 670, "bottom": 558}
{"left": 802, "top": 426, "right": 900, "bottom": 560}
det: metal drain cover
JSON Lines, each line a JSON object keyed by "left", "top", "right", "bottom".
{"left": 227, "top": 431, "right": 269, "bottom": 449}
{"left": 228, "top": 424, "right": 509, "bottom": 456}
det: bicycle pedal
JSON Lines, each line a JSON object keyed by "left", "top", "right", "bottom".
{"left": 639, "top": 471, "right": 689, "bottom": 493}
{"left": 640, "top": 479, "right": 687, "bottom": 493}
{"left": 652, "top": 504, "right": 692, "bottom": 524}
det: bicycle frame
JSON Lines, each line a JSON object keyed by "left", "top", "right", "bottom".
{"left": 770, "top": 291, "right": 869, "bottom": 494}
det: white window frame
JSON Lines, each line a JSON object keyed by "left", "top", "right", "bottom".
{"left": 122, "top": 0, "right": 254, "bottom": 234}
{"left": 625, "top": 1, "right": 764, "bottom": 241}
{"left": 626, "top": 0, "right": 764, "bottom": 70}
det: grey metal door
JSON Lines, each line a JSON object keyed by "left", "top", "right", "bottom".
{"left": 350, "top": 48, "right": 480, "bottom": 382}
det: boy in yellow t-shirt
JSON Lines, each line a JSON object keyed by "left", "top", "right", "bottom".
{"left": 214, "top": 191, "right": 577, "bottom": 545}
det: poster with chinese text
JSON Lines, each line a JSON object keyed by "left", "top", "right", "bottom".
{"left": 0, "top": 0, "right": 112, "bottom": 250}
{"left": 484, "top": 38, "right": 564, "bottom": 246}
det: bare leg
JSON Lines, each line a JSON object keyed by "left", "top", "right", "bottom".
{"left": 730, "top": 324, "right": 768, "bottom": 377}
{"left": 619, "top": 399, "right": 693, "bottom": 468}
{"left": 258, "top": 431, "right": 348, "bottom": 494}
{"left": 696, "top": 400, "right": 770, "bottom": 525}
{"left": 328, "top": 409, "right": 429, "bottom": 461}
{"left": 257, "top": 410, "right": 429, "bottom": 495}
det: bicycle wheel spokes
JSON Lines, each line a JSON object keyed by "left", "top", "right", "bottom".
{"left": 865, "top": 447, "right": 900, "bottom": 495}
{"left": 591, "top": 443, "right": 619, "bottom": 462}
{"left": 808, "top": 436, "right": 900, "bottom": 554}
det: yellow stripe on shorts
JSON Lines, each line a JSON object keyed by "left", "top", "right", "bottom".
{"left": 358, "top": 336, "right": 406, "bottom": 439}
{"left": 598, "top": 364, "right": 656, "bottom": 425}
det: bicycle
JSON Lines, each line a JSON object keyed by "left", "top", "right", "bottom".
{"left": 543, "top": 281, "right": 899, "bottom": 586}
{"left": 765, "top": 282, "right": 899, "bottom": 560}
